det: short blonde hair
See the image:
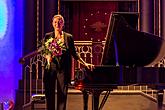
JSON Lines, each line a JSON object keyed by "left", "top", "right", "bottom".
{"left": 52, "top": 14, "right": 65, "bottom": 24}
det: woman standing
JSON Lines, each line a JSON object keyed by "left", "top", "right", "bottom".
{"left": 43, "top": 14, "right": 93, "bottom": 110}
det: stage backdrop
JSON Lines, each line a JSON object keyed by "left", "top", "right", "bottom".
{"left": 0, "top": 0, "right": 23, "bottom": 105}
{"left": 71, "top": 1, "right": 118, "bottom": 41}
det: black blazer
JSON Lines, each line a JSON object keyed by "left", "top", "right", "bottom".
{"left": 44, "top": 31, "right": 80, "bottom": 82}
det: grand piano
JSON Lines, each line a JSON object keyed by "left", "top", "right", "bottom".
{"left": 75, "top": 12, "right": 165, "bottom": 110}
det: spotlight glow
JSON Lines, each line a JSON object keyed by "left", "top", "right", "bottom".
{"left": 0, "top": 0, "right": 24, "bottom": 103}
{"left": 0, "top": 0, "right": 8, "bottom": 39}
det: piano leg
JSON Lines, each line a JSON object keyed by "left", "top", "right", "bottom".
{"left": 157, "top": 90, "right": 164, "bottom": 110}
{"left": 92, "top": 90, "right": 102, "bottom": 110}
{"left": 82, "top": 90, "right": 89, "bottom": 110}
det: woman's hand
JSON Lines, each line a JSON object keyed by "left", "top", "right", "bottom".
{"left": 84, "top": 62, "right": 95, "bottom": 71}
{"left": 44, "top": 54, "right": 52, "bottom": 65}
{"left": 78, "top": 58, "right": 94, "bottom": 71}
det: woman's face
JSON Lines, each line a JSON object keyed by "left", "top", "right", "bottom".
{"left": 52, "top": 17, "right": 64, "bottom": 32}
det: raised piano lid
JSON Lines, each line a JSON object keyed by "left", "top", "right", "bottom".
{"left": 101, "top": 12, "right": 165, "bottom": 67}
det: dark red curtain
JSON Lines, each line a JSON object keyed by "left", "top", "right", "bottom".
{"left": 72, "top": 2, "right": 118, "bottom": 41}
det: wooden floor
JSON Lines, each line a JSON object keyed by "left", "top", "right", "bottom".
{"left": 67, "top": 92, "right": 161, "bottom": 110}
{"left": 23, "top": 89, "right": 165, "bottom": 110}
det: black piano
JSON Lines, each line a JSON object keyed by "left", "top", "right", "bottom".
{"left": 75, "top": 12, "right": 165, "bottom": 110}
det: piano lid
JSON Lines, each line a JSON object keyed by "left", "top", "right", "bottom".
{"left": 101, "top": 12, "right": 165, "bottom": 67}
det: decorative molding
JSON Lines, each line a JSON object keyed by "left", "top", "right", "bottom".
{"left": 90, "top": 21, "right": 107, "bottom": 32}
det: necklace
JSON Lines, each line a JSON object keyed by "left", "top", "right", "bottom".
{"left": 55, "top": 32, "right": 64, "bottom": 43}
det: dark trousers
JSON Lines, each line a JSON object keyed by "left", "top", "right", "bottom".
{"left": 44, "top": 64, "right": 68, "bottom": 110}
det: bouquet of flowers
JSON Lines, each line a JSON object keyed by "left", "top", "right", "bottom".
{"left": 42, "top": 36, "right": 66, "bottom": 68}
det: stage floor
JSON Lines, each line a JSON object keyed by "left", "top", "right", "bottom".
{"left": 23, "top": 89, "right": 165, "bottom": 110}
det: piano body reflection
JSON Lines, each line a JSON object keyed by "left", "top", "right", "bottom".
{"left": 75, "top": 12, "right": 165, "bottom": 110}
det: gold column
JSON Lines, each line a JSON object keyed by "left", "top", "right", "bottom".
{"left": 138, "top": 0, "right": 140, "bottom": 31}
{"left": 58, "top": 0, "right": 60, "bottom": 14}
{"left": 36, "top": 0, "right": 40, "bottom": 94}
{"left": 158, "top": 0, "right": 161, "bottom": 37}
